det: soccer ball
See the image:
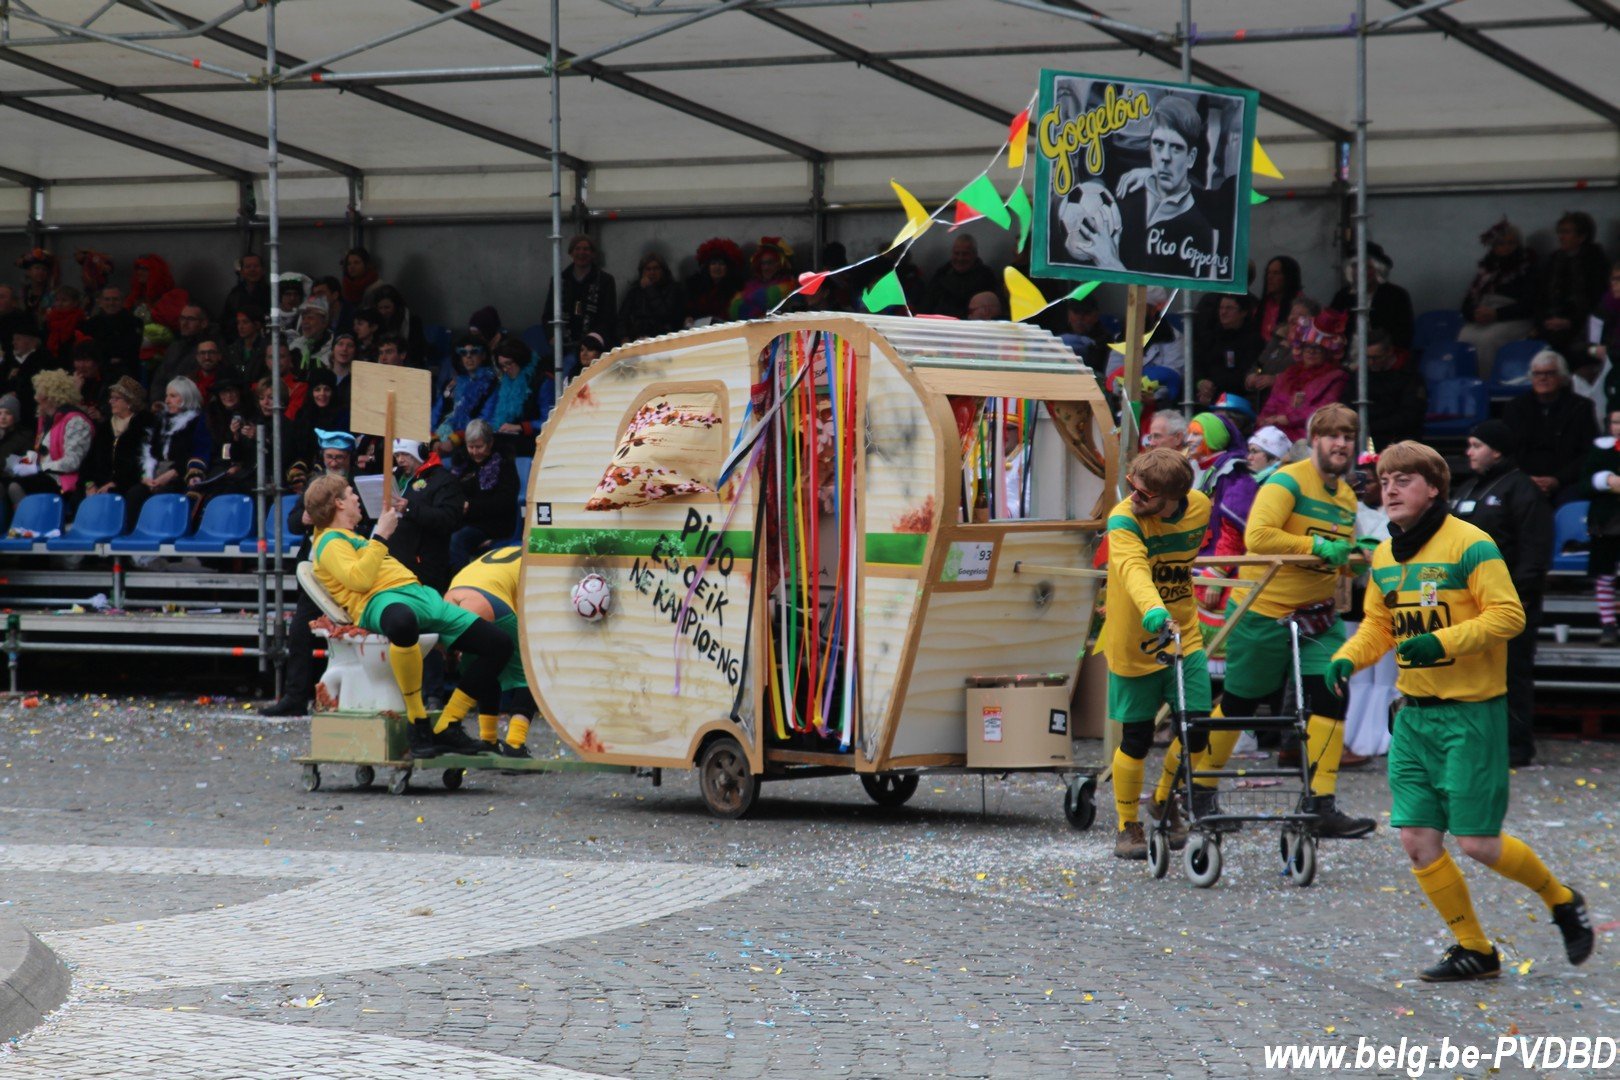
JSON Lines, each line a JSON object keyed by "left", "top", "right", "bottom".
{"left": 571, "top": 572, "right": 612, "bottom": 622}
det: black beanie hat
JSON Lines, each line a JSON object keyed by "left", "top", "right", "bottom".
{"left": 1470, "top": 418, "right": 1517, "bottom": 457}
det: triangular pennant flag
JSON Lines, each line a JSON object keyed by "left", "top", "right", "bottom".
{"left": 1003, "top": 266, "right": 1047, "bottom": 323}
{"left": 797, "top": 271, "right": 829, "bottom": 296}
{"left": 1252, "top": 138, "right": 1284, "bottom": 180}
{"left": 887, "top": 179, "right": 933, "bottom": 249}
{"left": 1249, "top": 190, "right": 1270, "bottom": 205}
{"left": 950, "top": 200, "right": 984, "bottom": 229}
{"left": 861, "top": 269, "right": 907, "bottom": 313}
{"left": 1006, "top": 108, "right": 1030, "bottom": 170}
{"left": 1006, "top": 186, "right": 1032, "bottom": 253}
{"left": 953, "top": 174, "right": 1012, "bottom": 229}
{"left": 1067, "top": 281, "right": 1100, "bottom": 302}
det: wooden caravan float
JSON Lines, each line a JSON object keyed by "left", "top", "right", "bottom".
{"left": 518, "top": 313, "right": 1116, "bottom": 819}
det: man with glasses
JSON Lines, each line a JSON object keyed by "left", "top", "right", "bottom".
{"left": 1101, "top": 447, "right": 1213, "bottom": 859}
{"left": 1502, "top": 350, "right": 1597, "bottom": 502}
{"left": 190, "top": 337, "right": 226, "bottom": 402}
{"left": 1141, "top": 408, "right": 1187, "bottom": 452}
{"left": 152, "top": 305, "right": 209, "bottom": 391}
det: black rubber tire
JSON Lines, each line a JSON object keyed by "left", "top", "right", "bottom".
{"left": 1184, "top": 833, "right": 1223, "bottom": 888}
{"left": 301, "top": 764, "right": 320, "bottom": 793}
{"left": 388, "top": 769, "right": 411, "bottom": 796}
{"left": 442, "top": 768, "right": 464, "bottom": 791}
{"left": 354, "top": 765, "right": 375, "bottom": 788}
{"left": 1148, "top": 828, "right": 1171, "bottom": 879}
{"left": 1289, "top": 834, "right": 1318, "bottom": 888}
{"left": 860, "top": 772, "right": 920, "bottom": 807}
{"left": 1063, "top": 776, "right": 1097, "bottom": 831}
{"left": 698, "top": 736, "right": 758, "bottom": 819}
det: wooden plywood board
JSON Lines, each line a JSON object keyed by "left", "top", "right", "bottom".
{"left": 887, "top": 530, "right": 1097, "bottom": 759}
{"left": 350, "top": 361, "right": 432, "bottom": 441}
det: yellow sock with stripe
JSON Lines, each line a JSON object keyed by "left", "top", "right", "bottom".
{"left": 1305, "top": 714, "right": 1343, "bottom": 796}
{"left": 387, "top": 645, "right": 427, "bottom": 722}
{"left": 433, "top": 689, "right": 477, "bottom": 734}
{"left": 1153, "top": 738, "right": 1214, "bottom": 804}
{"left": 1111, "top": 748, "right": 1145, "bottom": 832}
{"left": 478, "top": 714, "right": 500, "bottom": 743}
{"left": 1205, "top": 723, "right": 1240, "bottom": 772}
{"left": 506, "top": 715, "right": 531, "bottom": 749}
{"left": 1413, "top": 852, "right": 1491, "bottom": 953}
{"left": 1489, "top": 834, "right": 1574, "bottom": 909}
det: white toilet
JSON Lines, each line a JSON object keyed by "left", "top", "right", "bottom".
{"left": 296, "top": 562, "right": 438, "bottom": 714}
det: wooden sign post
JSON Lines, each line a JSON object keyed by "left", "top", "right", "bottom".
{"left": 350, "top": 361, "right": 432, "bottom": 509}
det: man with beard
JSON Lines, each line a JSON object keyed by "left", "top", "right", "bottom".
{"left": 1200, "top": 403, "right": 1377, "bottom": 838}
{"left": 1329, "top": 441, "right": 1591, "bottom": 982}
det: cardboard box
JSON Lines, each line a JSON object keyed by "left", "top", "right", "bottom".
{"left": 1071, "top": 651, "right": 1109, "bottom": 739}
{"left": 308, "top": 712, "right": 411, "bottom": 763}
{"left": 964, "top": 676, "right": 1074, "bottom": 768}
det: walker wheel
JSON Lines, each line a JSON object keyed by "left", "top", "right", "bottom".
{"left": 1063, "top": 776, "right": 1097, "bottom": 831}
{"left": 1148, "top": 828, "right": 1171, "bottom": 879}
{"left": 860, "top": 772, "right": 919, "bottom": 808}
{"left": 353, "top": 765, "right": 375, "bottom": 788}
{"left": 1184, "top": 832, "right": 1223, "bottom": 888}
{"left": 1288, "top": 833, "right": 1318, "bottom": 888}
{"left": 301, "top": 764, "right": 320, "bottom": 793}
{"left": 388, "top": 768, "right": 411, "bottom": 796}
{"left": 698, "top": 735, "right": 758, "bottom": 819}
{"left": 442, "top": 768, "right": 464, "bottom": 791}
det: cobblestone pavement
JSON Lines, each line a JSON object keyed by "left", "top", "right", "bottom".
{"left": 0, "top": 696, "right": 1616, "bottom": 1077}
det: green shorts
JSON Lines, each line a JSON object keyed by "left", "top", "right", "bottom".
{"left": 1388, "top": 696, "right": 1509, "bottom": 837}
{"left": 1220, "top": 601, "right": 1346, "bottom": 698}
{"left": 1108, "top": 650, "right": 1213, "bottom": 724}
{"left": 362, "top": 583, "right": 481, "bottom": 647}
{"left": 463, "top": 586, "right": 528, "bottom": 691}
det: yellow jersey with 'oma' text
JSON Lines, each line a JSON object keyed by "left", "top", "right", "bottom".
{"left": 1333, "top": 515, "right": 1524, "bottom": 702}
{"left": 1101, "top": 491, "right": 1211, "bottom": 678}
{"left": 1241, "top": 459, "right": 1357, "bottom": 617}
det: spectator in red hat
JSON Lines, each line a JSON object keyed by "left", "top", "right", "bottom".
{"left": 1260, "top": 309, "right": 1351, "bottom": 441}
{"left": 730, "top": 237, "right": 795, "bottom": 320}
{"left": 685, "top": 237, "right": 744, "bottom": 326}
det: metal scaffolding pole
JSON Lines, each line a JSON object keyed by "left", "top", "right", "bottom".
{"left": 549, "top": 0, "right": 565, "bottom": 393}
{"left": 1179, "top": 0, "right": 1196, "bottom": 415}
{"left": 266, "top": 0, "right": 287, "bottom": 697}
{"left": 1354, "top": 0, "right": 1370, "bottom": 442}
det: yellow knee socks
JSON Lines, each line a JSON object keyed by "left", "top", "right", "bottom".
{"left": 1112, "top": 748, "right": 1145, "bottom": 832}
{"left": 1205, "top": 723, "right": 1240, "bottom": 772}
{"left": 387, "top": 645, "right": 426, "bottom": 722}
{"left": 1490, "top": 834, "right": 1574, "bottom": 909}
{"left": 1305, "top": 714, "right": 1343, "bottom": 796}
{"left": 478, "top": 714, "right": 499, "bottom": 743}
{"left": 1153, "top": 738, "right": 1213, "bottom": 804}
{"left": 506, "top": 715, "right": 530, "bottom": 749}
{"left": 1414, "top": 852, "right": 1491, "bottom": 953}
{"left": 433, "top": 689, "right": 477, "bottom": 734}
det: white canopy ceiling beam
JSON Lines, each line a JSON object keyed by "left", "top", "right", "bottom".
{"left": 0, "top": 48, "right": 361, "bottom": 178}
{"left": 0, "top": 96, "right": 250, "bottom": 181}
{"left": 0, "top": 5, "right": 254, "bottom": 82}
{"left": 409, "top": 0, "right": 828, "bottom": 162}
{"left": 278, "top": 0, "right": 509, "bottom": 82}
{"left": 0, "top": 0, "right": 247, "bottom": 48}
{"left": 1385, "top": 0, "right": 1620, "bottom": 128}
{"left": 560, "top": 0, "right": 758, "bottom": 70}
{"left": 1560, "top": 0, "right": 1620, "bottom": 34}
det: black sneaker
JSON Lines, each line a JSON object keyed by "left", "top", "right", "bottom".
{"left": 408, "top": 720, "right": 443, "bottom": 760}
{"left": 1551, "top": 888, "right": 1595, "bottom": 966}
{"left": 259, "top": 696, "right": 309, "bottom": 717}
{"left": 479, "top": 740, "right": 500, "bottom": 754}
{"left": 496, "top": 741, "right": 532, "bottom": 759}
{"left": 1303, "top": 794, "right": 1376, "bottom": 838}
{"left": 1420, "top": 944, "right": 1501, "bottom": 982}
{"left": 434, "top": 723, "right": 488, "bottom": 756}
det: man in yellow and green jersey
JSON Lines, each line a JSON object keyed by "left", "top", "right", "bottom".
{"left": 1194, "top": 402, "right": 1375, "bottom": 838}
{"left": 1328, "top": 441, "right": 1592, "bottom": 982}
{"left": 1100, "top": 448, "right": 1214, "bottom": 860}
{"left": 446, "top": 546, "right": 537, "bottom": 759}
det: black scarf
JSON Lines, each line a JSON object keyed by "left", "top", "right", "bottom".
{"left": 1389, "top": 500, "right": 1449, "bottom": 563}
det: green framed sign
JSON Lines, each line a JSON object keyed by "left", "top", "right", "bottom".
{"left": 1031, "top": 70, "right": 1258, "bottom": 294}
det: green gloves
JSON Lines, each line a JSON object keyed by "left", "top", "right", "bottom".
{"left": 1397, "top": 633, "right": 1446, "bottom": 667}
{"left": 1326, "top": 658, "right": 1355, "bottom": 698}
{"left": 1311, "top": 535, "right": 1354, "bottom": 567}
{"left": 1141, "top": 607, "right": 1170, "bottom": 633}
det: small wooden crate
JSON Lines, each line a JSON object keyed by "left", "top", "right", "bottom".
{"left": 308, "top": 712, "right": 411, "bottom": 763}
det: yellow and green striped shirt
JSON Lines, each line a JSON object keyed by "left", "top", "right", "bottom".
{"left": 1101, "top": 491, "right": 1211, "bottom": 678}
{"left": 1241, "top": 459, "right": 1357, "bottom": 617}
{"left": 1334, "top": 515, "right": 1524, "bottom": 702}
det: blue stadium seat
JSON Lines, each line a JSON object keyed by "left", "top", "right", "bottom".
{"left": 107, "top": 494, "right": 190, "bottom": 553}
{"left": 1423, "top": 377, "right": 1489, "bottom": 438}
{"left": 175, "top": 494, "right": 254, "bottom": 553}
{"left": 520, "top": 324, "right": 551, "bottom": 359}
{"left": 1412, "top": 309, "right": 1464, "bottom": 353}
{"left": 1423, "top": 341, "right": 1478, "bottom": 385}
{"left": 423, "top": 323, "right": 453, "bottom": 367}
{"left": 238, "top": 493, "right": 305, "bottom": 555}
{"left": 1551, "top": 500, "right": 1590, "bottom": 574}
{"left": 507, "top": 454, "right": 535, "bottom": 544}
{"left": 1419, "top": 350, "right": 1457, "bottom": 393}
{"left": 0, "top": 493, "right": 64, "bottom": 552}
{"left": 45, "top": 493, "right": 126, "bottom": 553}
{"left": 1486, "top": 339, "right": 1547, "bottom": 397}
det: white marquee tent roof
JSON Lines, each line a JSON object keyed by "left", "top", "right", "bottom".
{"left": 1, "top": 0, "right": 1616, "bottom": 226}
